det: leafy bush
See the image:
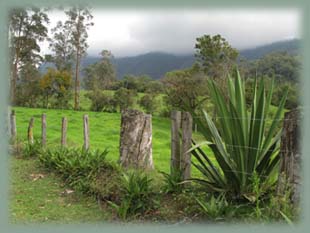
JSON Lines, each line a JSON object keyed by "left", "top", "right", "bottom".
{"left": 190, "top": 68, "right": 288, "bottom": 198}
{"left": 39, "top": 68, "right": 72, "bottom": 109}
{"left": 108, "top": 171, "right": 157, "bottom": 220}
{"left": 114, "top": 88, "right": 137, "bottom": 111}
{"left": 195, "top": 194, "right": 229, "bottom": 220}
{"left": 39, "top": 147, "right": 112, "bottom": 192}
{"left": 139, "top": 94, "right": 159, "bottom": 114}
{"left": 272, "top": 82, "right": 299, "bottom": 110}
{"left": 22, "top": 140, "right": 43, "bottom": 158}
{"left": 160, "top": 171, "right": 183, "bottom": 194}
{"left": 85, "top": 89, "right": 117, "bottom": 112}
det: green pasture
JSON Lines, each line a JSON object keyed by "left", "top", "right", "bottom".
{"left": 12, "top": 106, "right": 211, "bottom": 175}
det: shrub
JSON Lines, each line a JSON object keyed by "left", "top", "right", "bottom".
{"left": 22, "top": 140, "right": 43, "bottom": 158}
{"left": 86, "top": 89, "right": 117, "bottom": 112}
{"left": 272, "top": 82, "right": 299, "bottom": 110}
{"left": 114, "top": 88, "right": 137, "bottom": 111}
{"left": 195, "top": 194, "right": 229, "bottom": 220}
{"left": 190, "top": 68, "right": 288, "bottom": 199}
{"left": 139, "top": 94, "right": 158, "bottom": 114}
{"left": 160, "top": 171, "right": 183, "bottom": 194}
{"left": 108, "top": 171, "right": 157, "bottom": 220}
{"left": 39, "top": 147, "right": 112, "bottom": 193}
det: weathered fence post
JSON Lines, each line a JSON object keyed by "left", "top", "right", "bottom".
{"left": 277, "top": 109, "right": 301, "bottom": 206}
{"left": 181, "top": 112, "right": 193, "bottom": 180}
{"left": 170, "top": 111, "right": 193, "bottom": 180}
{"left": 171, "top": 111, "right": 181, "bottom": 176}
{"left": 41, "top": 113, "right": 46, "bottom": 147}
{"left": 61, "top": 117, "right": 67, "bottom": 147}
{"left": 83, "top": 114, "right": 89, "bottom": 150}
{"left": 119, "top": 109, "right": 153, "bottom": 169}
{"left": 10, "top": 110, "right": 17, "bottom": 141}
{"left": 27, "top": 117, "right": 34, "bottom": 144}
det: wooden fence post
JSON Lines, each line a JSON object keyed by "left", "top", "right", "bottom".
{"left": 119, "top": 109, "right": 153, "bottom": 169}
{"left": 171, "top": 111, "right": 181, "bottom": 176}
{"left": 181, "top": 112, "right": 193, "bottom": 180}
{"left": 83, "top": 114, "right": 89, "bottom": 150}
{"left": 27, "top": 117, "right": 34, "bottom": 144}
{"left": 10, "top": 110, "right": 17, "bottom": 141}
{"left": 61, "top": 117, "right": 67, "bottom": 147}
{"left": 277, "top": 109, "right": 301, "bottom": 206}
{"left": 41, "top": 113, "right": 46, "bottom": 147}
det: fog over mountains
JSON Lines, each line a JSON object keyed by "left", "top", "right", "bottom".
{"left": 41, "top": 39, "right": 300, "bottom": 80}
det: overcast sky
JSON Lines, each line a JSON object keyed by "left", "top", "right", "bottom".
{"left": 41, "top": 9, "right": 300, "bottom": 58}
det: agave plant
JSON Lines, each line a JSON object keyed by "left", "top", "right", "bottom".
{"left": 190, "top": 68, "right": 288, "bottom": 197}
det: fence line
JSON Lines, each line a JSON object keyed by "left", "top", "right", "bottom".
{"left": 11, "top": 113, "right": 299, "bottom": 154}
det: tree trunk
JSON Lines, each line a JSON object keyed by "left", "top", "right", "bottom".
{"left": 11, "top": 61, "right": 18, "bottom": 105}
{"left": 74, "top": 50, "right": 80, "bottom": 110}
{"left": 119, "top": 109, "right": 153, "bottom": 170}
{"left": 277, "top": 109, "right": 301, "bottom": 206}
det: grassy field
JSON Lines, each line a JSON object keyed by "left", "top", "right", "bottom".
{"left": 12, "top": 106, "right": 210, "bottom": 175}
{"left": 9, "top": 106, "right": 210, "bottom": 223}
{"left": 9, "top": 97, "right": 288, "bottom": 223}
{"left": 9, "top": 157, "right": 110, "bottom": 223}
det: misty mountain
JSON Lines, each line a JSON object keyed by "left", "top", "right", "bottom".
{"left": 239, "top": 39, "right": 300, "bottom": 60}
{"left": 40, "top": 39, "right": 300, "bottom": 80}
{"left": 111, "top": 52, "right": 195, "bottom": 80}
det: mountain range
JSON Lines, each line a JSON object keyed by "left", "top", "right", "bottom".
{"left": 41, "top": 39, "right": 300, "bottom": 80}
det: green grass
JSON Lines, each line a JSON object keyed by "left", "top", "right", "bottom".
{"left": 9, "top": 157, "right": 109, "bottom": 223}
{"left": 13, "top": 106, "right": 212, "bottom": 175}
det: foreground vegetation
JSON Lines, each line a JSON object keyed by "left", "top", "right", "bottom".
{"left": 10, "top": 71, "right": 299, "bottom": 224}
{"left": 10, "top": 145, "right": 298, "bottom": 223}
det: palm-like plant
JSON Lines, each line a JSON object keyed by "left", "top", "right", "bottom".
{"left": 190, "top": 68, "right": 288, "bottom": 197}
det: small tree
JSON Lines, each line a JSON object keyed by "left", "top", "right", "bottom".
{"left": 85, "top": 89, "right": 117, "bottom": 112}
{"left": 195, "top": 34, "right": 238, "bottom": 79}
{"left": 114, "top": 88, "right": 137, "bottom": 111}
{"left": 139, "top": 94, "right": 158, "bottom": 114}
{"left": 40, "top": 68, "right": 72, "bottom": 109}
{"left": 83, "top": 50, "right": 116, "bottom": 90}
{"left": 48, "top": 21, "right": 74, "bottom": 72}
{"left": 64, "top": 7, "right": 94, "bottom": 110}
{"left": 162, "top": 64, "right": 206, "bottom": 112}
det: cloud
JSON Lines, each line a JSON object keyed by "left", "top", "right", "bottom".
{"left": 42, "top": 8, "right": 300, "bottom": 57}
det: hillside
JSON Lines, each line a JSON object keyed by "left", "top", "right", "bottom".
{"left": 40, "top": 39, "right": 300, "bottom": 80}
{"left": 239, "top": 39, "right": 300, "bottom": 60}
